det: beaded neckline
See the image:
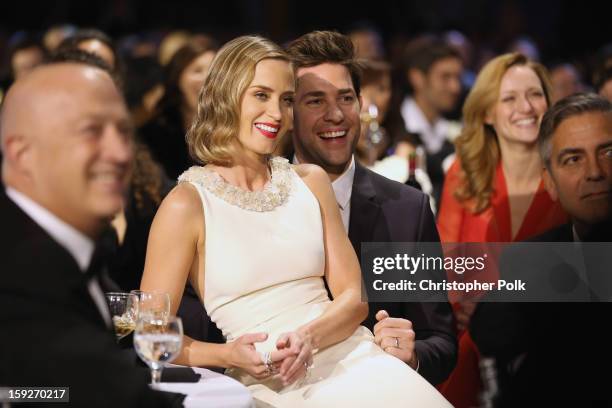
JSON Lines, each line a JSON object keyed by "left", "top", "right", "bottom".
{"left": 177, "top": 157, "right": 293, "bottom": 212}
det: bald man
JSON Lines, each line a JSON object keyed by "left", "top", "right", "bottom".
{"left": 0, "top": 62, "right": 183, "bottom": 407}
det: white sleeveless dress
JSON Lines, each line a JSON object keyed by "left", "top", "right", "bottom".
{"left": 179, "top": 157, "right": 451, "bottom": 408}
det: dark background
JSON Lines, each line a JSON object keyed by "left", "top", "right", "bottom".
{"left": 1, "top": 0, "right": 609, "bottom": 64}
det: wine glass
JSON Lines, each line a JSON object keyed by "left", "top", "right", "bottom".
{"left": 130, "top": 290, "right": 171, "bottom": 320}
{"left": 361, "top": 103, "right": 384, "bottom": 146}
{"left": 134, "top": 315, "right": 183, "bottom": 385}
{"left": 105, "top": 292, "right": 139, "bottom": 341}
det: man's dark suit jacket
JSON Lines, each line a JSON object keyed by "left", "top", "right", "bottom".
{"left": 348, "top": 162, "right": 456, "bottom": 385}
{"left": 0, "top": 188, "right": 181, "bottom": 407}
{"left": 470, "top": 223, "right": 612, "bottom": 407}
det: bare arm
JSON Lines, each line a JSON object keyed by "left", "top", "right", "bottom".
{"left": 140, "top": 183, "right": 295, "bottom": 372}
{"left": 140, "top": 183, "right": 228, "bottom": 366}
{"left": 296, "top": 164, "right": 368, "bottom": 351}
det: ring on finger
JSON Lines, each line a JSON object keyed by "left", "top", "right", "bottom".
{"left": 262, "top": 351, "right": 274, "bottom": 375}
{"left": 394, "top": 337, "right": 400, "bottom": 348}
{"left": 303, "top": 361, "right": 312, "bottom": 380}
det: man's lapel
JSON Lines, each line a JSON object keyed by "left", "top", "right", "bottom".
{"left": 1, "top": 187, "right": 112, "bottom": 330}
{"left": 348, "top": 163, "right": 382, "bottom": 257}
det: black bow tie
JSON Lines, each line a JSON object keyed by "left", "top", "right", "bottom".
{"left": 85, "top": 227, "right": 121, "bottom": 293}
{"left": 86, "top": 246, "right": 105, "bottom": 280}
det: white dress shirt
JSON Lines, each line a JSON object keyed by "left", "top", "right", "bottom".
{"left": 292, "top": 157, "right": 421, "bottom": 370}
{"left": 400, "top": 96, "right": 456, "bottom": 155}
{"left": 293, "top": 155, "right": 355, "bottom": 233}
{"left": 6, "top": 187, "right": 112, "bottom": 327}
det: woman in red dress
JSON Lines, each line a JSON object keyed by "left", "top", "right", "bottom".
{"left": 436, "top": 53, "right": 567, "bottom": 408}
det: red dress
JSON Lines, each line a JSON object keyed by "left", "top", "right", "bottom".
{"left": 436, "top": 160, "right": 567, "bottom": 408}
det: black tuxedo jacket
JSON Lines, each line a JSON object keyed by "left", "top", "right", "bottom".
{"left": 348, "top": 163, "right": 457, "bottom": 385}
{"left": 0, "top": 188, "right": 181, "bottom": 407}
{"left": 470, "top": 223, "right": 612, "bottom": 407}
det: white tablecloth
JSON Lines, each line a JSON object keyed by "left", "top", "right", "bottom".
{"left": 153, "top": 366, "right": 254, "bottom": 408}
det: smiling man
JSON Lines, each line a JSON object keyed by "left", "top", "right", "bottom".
{"left": 0, "top": 62, "right": 183, "bottom": 407}
{"left": 286, "top": 31, "right": 457, "bottom": 385}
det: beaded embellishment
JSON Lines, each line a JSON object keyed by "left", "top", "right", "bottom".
{"left": 177, "top": 157, "right": 293, "bottom": 212}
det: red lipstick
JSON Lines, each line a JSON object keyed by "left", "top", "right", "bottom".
{"left": 254, "top": 122, "right": 280, "bottom": 139}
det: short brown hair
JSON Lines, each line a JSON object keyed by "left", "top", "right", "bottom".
{"left": 361, "top": 59, "right": 391, "bottom": 87}
{"left": 403, "top": 36, "right": 461, "bottom": 75}
{"left": 286, "top": 31, "right": 362, "bottom": 96}
{"left": 538, "top": 93, "right": 612, "bottom": 167}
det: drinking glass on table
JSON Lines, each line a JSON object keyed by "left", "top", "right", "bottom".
{"left": 130, "top": 290, "right": 171, "bottom": 320}
{"left": 105, "top": 292, "right": 139, "bottom": 341}
{"left": 134, "top": 315, "right": 183, "bottom": 385}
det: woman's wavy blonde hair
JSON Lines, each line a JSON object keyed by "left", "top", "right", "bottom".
{"left": 454, "top": 52, "right": 552, "bottom": 213}
{"left": 186, "top": 35, "right": 288, "bottom": 166}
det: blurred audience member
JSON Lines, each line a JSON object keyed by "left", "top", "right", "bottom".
{"left": 444, "top": 30, "right": 476, "bottom": 89}
{"left": 140, "top": 36, "right": 218, "bottom": 179}
{"left": 116, "top": 33, "right": 159, "bottom": 61}
{"left": 7, "top": 32, "right": 47, "bottom": 82}
{"left": 123, "top": 55, "right": 165, "bottom": 126}
{"left": 550, "top": 62, "right": 585, "bottom": 103}
{"left": 508, "top": 36, "right": 540, "bottom": 62}
{"left": 594, "top": 43, "right": 612, "bottom": 70}
{"left": 401, "top": 37, "right": 463, "bottom": 204}
{"left": 348, "top": 23, "right": 385, "bottom": 60}
{"left": 439, "top": 53, "right": 567, "bottom": 241}
{"left": 43, "top": 24, "right": 77, "bottom": 52}
{"left": 56, "top": 28, "right": 119, "bottom": 70}
{"left": 436, "top": 53, "right": 567, "bottom": 408}
{"left": 158, "top": 30, "right": 191, "bottom": 66}
{"left": 594, "top": 66, "right": 612, "bottom": 102}
{"left": 357, "top": 59, "right": 393, "bottom": 166}
{"left": 592, "top": 44, "right": 612, "bottom": 101}
{"left": 109, "top": 140, "right": 173, "bottom": 291}
{"left": 357, "top": 59, "right": 435, "bottom": 201}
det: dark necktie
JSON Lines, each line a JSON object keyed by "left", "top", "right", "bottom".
{"left": 86, "top": 227, "right": 121, "bottom": 293}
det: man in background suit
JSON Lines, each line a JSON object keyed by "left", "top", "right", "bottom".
{"left": 286, "top": 30, "right": 457, "bottom": 385}
{"left": 471, "top": 93, "right": 612, "bottom": 407}
{"left": 0, "top": 62, "right": 182, "bottom": 407}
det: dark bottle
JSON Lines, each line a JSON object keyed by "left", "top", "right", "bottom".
{"left": 406, "top": 151, "right": 422, "bottom": 190}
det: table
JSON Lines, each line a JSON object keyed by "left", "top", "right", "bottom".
{"left": 153, "top": 366, "right": 254, "bottom": 408}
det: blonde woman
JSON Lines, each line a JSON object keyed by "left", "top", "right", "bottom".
{"left": 436, "top": 53, "right": 567, "bottom": 408}
{"left": 141, "top": 36, "right": 451, "bottom": 407}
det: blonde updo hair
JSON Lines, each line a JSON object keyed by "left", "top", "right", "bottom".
{"left": 454, "top": 52, "right": 552, "bottom": 213}
{"left": 187, "top": 35, "right": 288, "bottom": 166}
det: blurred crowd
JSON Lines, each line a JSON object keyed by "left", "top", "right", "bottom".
{"left": 1, "top": 24, "right": 611, "bottom": 408}
{"left": 2, "top": 25, "right": 610, "bottom": 208}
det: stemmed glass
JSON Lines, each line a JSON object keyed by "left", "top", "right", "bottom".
{"left": 130, "top": 290, "right": 171, "bottom": 320}
{"left": 134, "top": 315, "right": 183, "bottom": 385}
{"left": 361, "top": 103, "right": 384, "bottom": 146}
{"left": 105, "top": 292, "right": 139, "bottom": 341}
